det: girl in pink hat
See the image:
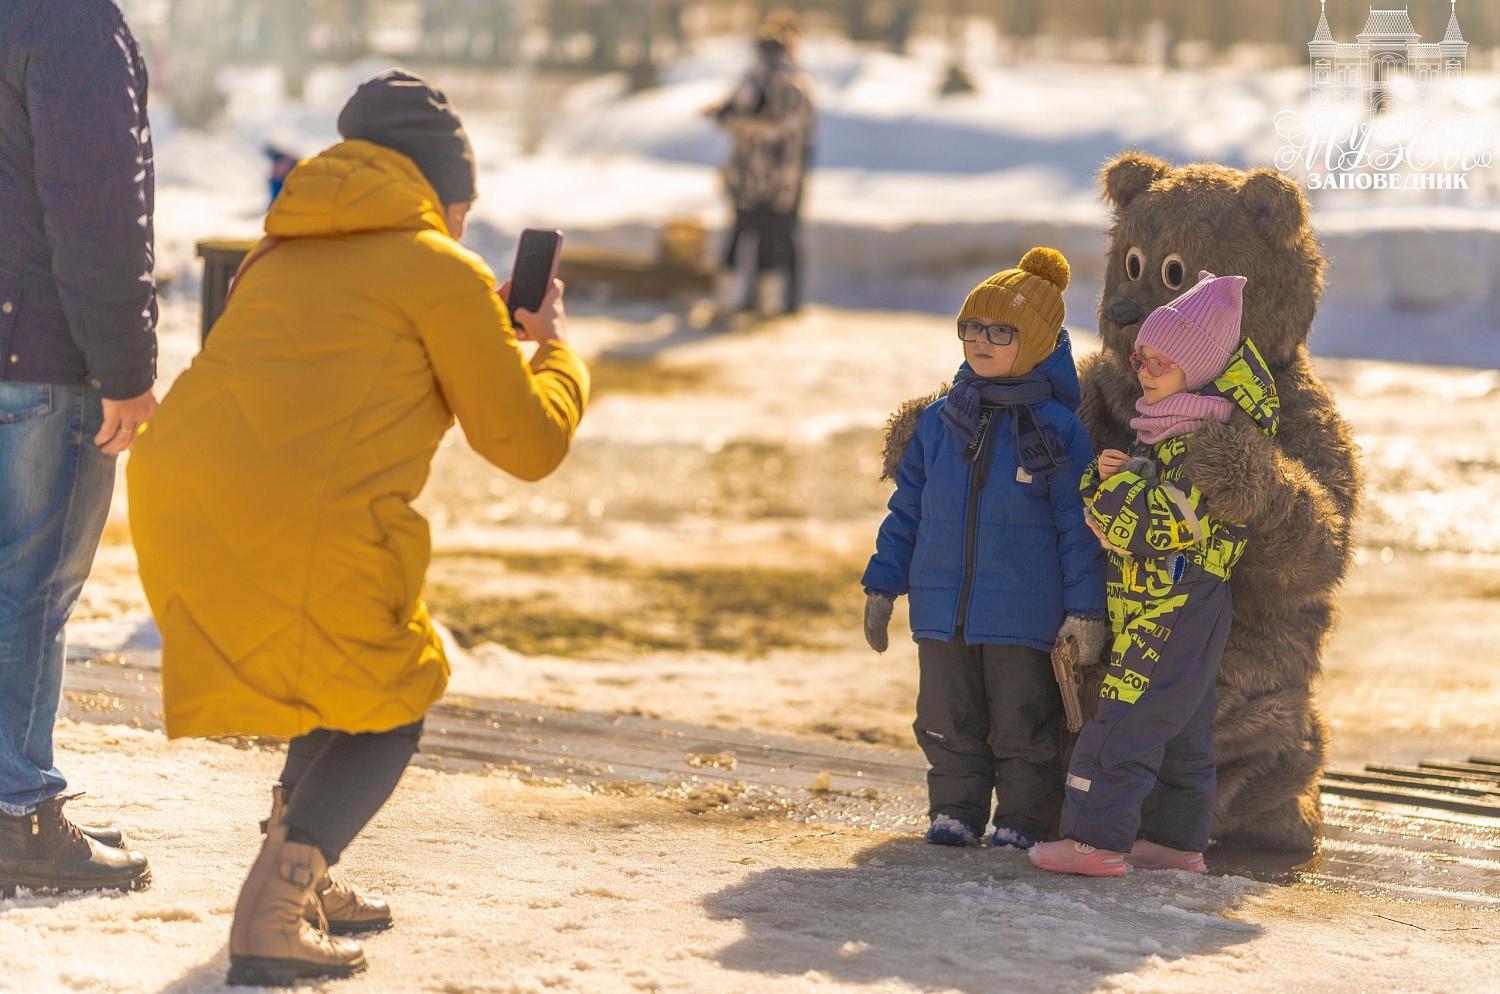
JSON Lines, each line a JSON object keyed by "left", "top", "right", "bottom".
{"left": 1030, "top": 271, "right": 1280, "bottom": 877}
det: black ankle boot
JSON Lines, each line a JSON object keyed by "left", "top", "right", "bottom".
{"left": 47, "top": 792, "right": 126, "bottom": 848}
{"left": 79, "top": 824, "right": 126, "bottom": 849}
{"left": 0, "top": 795, "right": 150, "bottom": 897}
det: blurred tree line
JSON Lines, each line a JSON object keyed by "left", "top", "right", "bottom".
{"left": 133, "top": 0, "right": 1495, "bottom": 126}
{"left": 987, "top": 0, "right": 1497, "bottom": 64}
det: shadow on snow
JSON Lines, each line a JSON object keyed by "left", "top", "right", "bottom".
{"left": 703, "top": 835, "right": 1263, "bottom": 994}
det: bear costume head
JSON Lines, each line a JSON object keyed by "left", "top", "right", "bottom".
{"left": 1093, "top": 151, "right": 1325, "bottom": 410}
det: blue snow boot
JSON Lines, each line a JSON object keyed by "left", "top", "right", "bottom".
{"left": 987, "top": 826, "right": 1038, "bottom": 850}
{"left": 925, "top": 815, "right": 979, "bottom": 847}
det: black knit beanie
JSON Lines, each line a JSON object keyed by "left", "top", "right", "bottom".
{"left": 337, "top": 69, "right": 476, "bottom": 205}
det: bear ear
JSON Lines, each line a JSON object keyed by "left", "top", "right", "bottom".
{"left": 1240, "top": 168, "right": 1309, "bottom": 249}
{"left": 1100, "top": 152, "right": 1171, "bottom": 209}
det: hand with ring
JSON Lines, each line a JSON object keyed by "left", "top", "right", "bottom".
{"left": 96, "top": 389, "right": 159, "bottom": 455}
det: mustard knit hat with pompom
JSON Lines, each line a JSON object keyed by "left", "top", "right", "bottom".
{"left": 958, "top": 247, "right": 1071, "bottom": 377}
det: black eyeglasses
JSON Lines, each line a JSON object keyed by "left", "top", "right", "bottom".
{"left": 957, "top": 320, "right": 1019, "bottom": 346}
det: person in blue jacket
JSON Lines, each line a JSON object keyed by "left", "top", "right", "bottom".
{"left": 862, "top": 248, "right": 1107, "bottom": 850}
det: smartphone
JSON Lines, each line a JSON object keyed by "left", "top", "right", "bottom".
{"left": 506, "top": 228, "right": 564, "bottom": 320}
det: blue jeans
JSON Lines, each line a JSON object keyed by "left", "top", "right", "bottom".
{"left": 0, "top": 383, "right": 116, "bottom": 815}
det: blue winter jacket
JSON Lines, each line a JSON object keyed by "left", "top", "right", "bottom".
{"left": 862, "top": 333, "right": 1106, "bottom": 650}
{"left": 0, "top": 0, "right": 157, "bottom": 399}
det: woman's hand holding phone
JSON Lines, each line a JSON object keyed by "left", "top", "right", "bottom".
{"left": 500, "top": 277, "right": 568, "bottom": 344}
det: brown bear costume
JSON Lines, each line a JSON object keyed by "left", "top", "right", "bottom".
{"left": 877, "top": 153, "right": 1362, "bottom": 853}
{"left": 1078, "top": 152, "right": 1362, "bottom": 853}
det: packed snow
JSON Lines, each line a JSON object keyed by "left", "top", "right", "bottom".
{"left": 2, "top": 721, "right": 1493, "bottom": 994}
{"left": 69, "top": 299, "right": 1500, "bottom": 771}
{"left": 14, "top": 33, "right": 1500, "bottom": 994}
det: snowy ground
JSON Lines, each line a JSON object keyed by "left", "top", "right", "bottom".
{"left": 15, "top": 38, "right": 1500, "bottom": 994}
{"left": 3, "top": 721, "right": 1493, "bottom": 994}
{"left": 16, "top": 293, "right": 1500, "bottom": 994}
{"left": 73, "top": 299, "right": 1500, "bottom": 768}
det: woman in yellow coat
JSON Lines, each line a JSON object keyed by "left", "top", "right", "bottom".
{"left": 128, "top": 71, "right": 588, "bottom": 985}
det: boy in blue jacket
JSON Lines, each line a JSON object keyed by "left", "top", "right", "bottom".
{"left": 862, "top": 248, "right": 1107, "bottom": 849}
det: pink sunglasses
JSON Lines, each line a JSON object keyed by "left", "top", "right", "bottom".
{"left": 1129, "top": 352, "right": 1181, "bottom": 377}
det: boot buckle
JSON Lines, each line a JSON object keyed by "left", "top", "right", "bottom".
{"left": 281, "top": 861, "right": 316, "bottom": 888}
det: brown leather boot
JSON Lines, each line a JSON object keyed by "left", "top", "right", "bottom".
{"left": 261, "top": 785, "right": 393, "bottom": 934}
{"left": 0, "top": 795, "right": 149, "bottom": 897}
{"left": 315, "top": 874, "right": 393, "bottom": 935}
{"left": 227, "top": 821, "right": 367, "bottom": 985}
{"left": 49, "top": 792, "right": 127, "bottom": 848}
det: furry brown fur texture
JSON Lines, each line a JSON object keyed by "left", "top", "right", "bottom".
{"left": 1081, "top": 152, "right": 1363, "bottom": 853}
{"left": 880, "top": 386, "right": 947, "bottom": 481}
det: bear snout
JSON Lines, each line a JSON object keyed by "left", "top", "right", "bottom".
{"left": 1103, "top": 298, "right": 1144, "bottom": 328}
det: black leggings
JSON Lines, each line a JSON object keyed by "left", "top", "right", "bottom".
{"left": 278, "top": 719, "right": 424, "bottom": 865}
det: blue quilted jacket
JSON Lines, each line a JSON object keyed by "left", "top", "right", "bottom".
{"left": 862, "top": 333, "right": 1106, "bottom": 649}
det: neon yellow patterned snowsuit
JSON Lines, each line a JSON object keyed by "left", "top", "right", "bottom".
{"left": 1086, "top": 340, "right": 1279, "bottom": 686}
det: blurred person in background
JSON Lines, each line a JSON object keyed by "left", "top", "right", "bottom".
{"left": 0, "top": 0, "right": 156, "bottom": 897}
{"left": 265, "top": 145, "right": 299, "bottom": 204}
{"left": 711, "top": 11, "right": 816, "bottom": 320}
{"left": 128, "top": 70, "right": 589, "bottom": 985}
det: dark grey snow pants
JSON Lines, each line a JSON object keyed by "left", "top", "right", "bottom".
{"left": 1060, "top": 580, "right": 1233, "bottom": 854}
{"left": 914, "top": 632, "right": 1063, "bottom": 837}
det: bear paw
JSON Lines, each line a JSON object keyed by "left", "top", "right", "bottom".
{"left": 1185, "top": 416, "right": 1281, "bottom": 528}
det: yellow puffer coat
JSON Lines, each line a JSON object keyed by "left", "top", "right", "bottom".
{"left": 128, "top": 140, "right": 588, "bottom": 740}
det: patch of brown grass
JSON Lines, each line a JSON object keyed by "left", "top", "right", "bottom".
{"left": 427, "top": 553, "right": 863, "bottom": 657}
{"left": 588, "top": 356, "right": 709, "bottom": 396}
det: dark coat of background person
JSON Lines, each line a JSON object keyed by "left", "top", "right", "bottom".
{"left": 1077, "top": 152, "right": 1363, "bottom": 853}
{"left": 0, "top": 0, "right": 157, "bottom": 400}
{"left": 718, "top": 56, "right": 815, "bottom": 217}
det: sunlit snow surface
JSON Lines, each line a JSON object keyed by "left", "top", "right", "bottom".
{"left": 67, "top": 301, "right": 1500, "bottom": 778}
{"left": 26, "top": 47, "right": 1500, "bottom": 990}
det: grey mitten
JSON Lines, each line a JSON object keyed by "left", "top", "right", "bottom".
{"left": 1058, "top": 614, "right": 1110, "bottom": 669}
{"left": 1121, "top": 456, "right": 1158, "bottom": 481}
{"left": 863, "top": 592, "right": 894, "bottom": 653}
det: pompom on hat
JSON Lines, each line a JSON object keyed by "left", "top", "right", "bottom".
{"left": 958, "top": 247, "right": 1071, "bottom": 377}
{"left": 1135, "top": 271, "right": 1247, "bottom": 391}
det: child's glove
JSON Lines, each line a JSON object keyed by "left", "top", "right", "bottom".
{"left": 864, "top": 592, "right": 894, "bottom": 653}
{"left": 1057, "top": 614, "right": 1109, "bottom": 669}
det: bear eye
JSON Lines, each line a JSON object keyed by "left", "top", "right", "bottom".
{"left": 1161, "top": 254, "right": 1186, "bottom": 290}
{"left": 1125, "top": 247, "right": 1145, "bottom": 281}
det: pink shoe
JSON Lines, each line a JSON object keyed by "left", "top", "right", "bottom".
{"left": 1028, "top": 839, "right": 1129, "bottom": 877}
{"left": 1126, "top": 839, "right": 1206, "bottom": 873}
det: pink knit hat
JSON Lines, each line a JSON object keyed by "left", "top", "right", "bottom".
{"left": 1135, "top": 272, "right": 1247, "bottom": 390}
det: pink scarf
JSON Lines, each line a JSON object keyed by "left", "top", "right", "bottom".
{"left": 1131, "top": 392, "right": 1234, "bottom": 444}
